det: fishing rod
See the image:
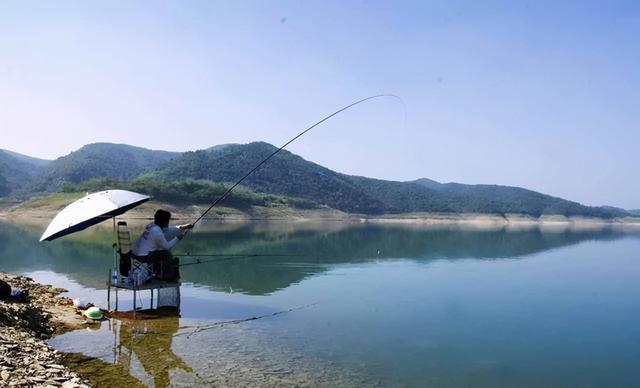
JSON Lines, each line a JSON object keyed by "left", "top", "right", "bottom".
{"left": 183, "top": 94, "right": 402, "bottom": 236}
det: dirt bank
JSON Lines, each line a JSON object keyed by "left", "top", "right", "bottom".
{"left": 0, "top": 194, "right": 353, "bottom": 231}
{"left": 2, "top": 194, "right": 639, "bottom": 232}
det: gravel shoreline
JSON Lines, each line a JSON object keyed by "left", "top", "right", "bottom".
{"left": 0, "top": 273, "right": 91, "bottom": 387}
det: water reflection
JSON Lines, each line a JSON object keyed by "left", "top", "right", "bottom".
{"left": 58, "top": 311, "right": 191, "bottom": 388}
{"left": 1, "top": 220, "right": 639, "bottom": 294}
{"left": 116, "top": 312, "right": 191, "bottom": 388}
{"left": 26, "top": 220, "right": 640, "bottom": 388}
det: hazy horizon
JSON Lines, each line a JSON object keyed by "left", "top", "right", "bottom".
{"left": 1, "top": 1, "right": 638, "bottom": 208}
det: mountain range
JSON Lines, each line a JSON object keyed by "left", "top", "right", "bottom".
{"left": 0, "top": 142, "right": 633, "bottom": 218}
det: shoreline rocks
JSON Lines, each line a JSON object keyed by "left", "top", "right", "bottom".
{"left": 0, "top": 273, "right": 90, "bottom": 387}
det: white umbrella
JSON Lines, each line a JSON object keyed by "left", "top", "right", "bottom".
{"left": 40, "top": 189, "right": 150, "bottom": 242}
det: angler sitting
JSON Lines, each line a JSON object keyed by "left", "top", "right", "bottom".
{"left": 132, "top": 209, "right": 193, "bottom": 281}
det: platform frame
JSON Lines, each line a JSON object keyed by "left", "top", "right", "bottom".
{"left": 107, "top": 271, "right": 181, "bottom": 318}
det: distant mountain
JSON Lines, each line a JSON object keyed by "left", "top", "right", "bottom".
{"left": 0, "top": 150, "right": 51, "bottom": 167}
{"left": 412, "top": 178, "right": 628, "bottom": 218}
{"left": 629, "top": 209, "right": 640, "bottom": 216}
{"left": 29, "top": 143, "right": 180, "bottom": 192}
{"left": 0, "top": 142, "right": 632, "bottom": 218}
{"left": 154, "top": 142, "right": 627, "bottom": 218}
{"left": 0, "top": 150, "right": 52, "bottom": 196}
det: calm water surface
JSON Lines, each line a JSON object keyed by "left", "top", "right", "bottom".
{"left": 1, "top": 220, "right": 639, "bottom": 387}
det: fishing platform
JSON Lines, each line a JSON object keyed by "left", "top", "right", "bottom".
{"left": 107, "top": 221, "right": 181, "bottom": 317}
{"left": 107, "top": 278, "right": 181, "bottom": 317}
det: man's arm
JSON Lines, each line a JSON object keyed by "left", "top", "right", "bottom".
{"left": 151, "top": 227, "right": 179, "bottom": 250}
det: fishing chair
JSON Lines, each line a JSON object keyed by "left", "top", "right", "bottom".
{"left": 116, "top": 221, "right": 155, "bottom": 284}
{"left": 116, "top": 221, "right": 133, "bottom": 276}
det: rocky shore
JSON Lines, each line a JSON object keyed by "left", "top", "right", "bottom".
{"left": 0, "top": 273, "right": 90, "bottom": 387}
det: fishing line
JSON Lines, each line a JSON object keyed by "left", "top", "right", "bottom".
{"left": 175, "top": 302, "right": 319, "bottom": 338}
{"left": 177, "top": 254, "right": 312, "bottom": 267}
{"left": 178, "top": 256, "right": 265, "bottom": 267}
{"left": 178, "top": 257, "right": 230, "bottom": 267}
{"left": 174, "top": 253, "right": 307, "bottom": 257}
{"left": 183, "top": 94, "right": 404, "bottom": 236}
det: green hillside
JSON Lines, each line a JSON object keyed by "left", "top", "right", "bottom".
{"left": 1, "top": 149, "right": 50, "bottom": 167}
{"left": 29, "top": 143, "right": 180, "bottom": 192}
{"left": 60, "top": 175, "right": 318, "bottom": 210}
{"left": 413, "top": 178, "right": 627, "bottom": 218}
{"left": 0, "top": 150, "right": 51, "bottom": 196}
{"left": 154, "top": 142, "right": 387, "bottom": 213}
{"left": 154, "top": 142, "right": 626, "bottom": 218}
{"left": 0, "top": 142, "right": 632, "bottom": 218}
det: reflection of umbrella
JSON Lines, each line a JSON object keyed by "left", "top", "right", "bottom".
{"left": 40, "top": 190, "right": 150, "bottom": 242}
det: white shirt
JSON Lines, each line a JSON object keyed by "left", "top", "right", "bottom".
{"left": 132, "top": 223, "right": 180, "bottom": 256}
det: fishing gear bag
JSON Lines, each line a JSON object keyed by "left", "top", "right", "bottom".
{"left": 119, "top": 250, "right": 132, "bottom": 276}
{"left": 157, "top": 256, "right": 180, "bottom": 281}
{"left": 134, "top": 250, "right": 180, "bottom": 281}
{"left": 126, "top": 263, "right": 152, "bottom": 287}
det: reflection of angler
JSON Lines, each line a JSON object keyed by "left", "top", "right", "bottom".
{"left": 114, "top": 314, "right": 192, "bottom": 388}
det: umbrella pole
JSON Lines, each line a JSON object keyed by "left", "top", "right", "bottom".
{"left": 113, "top": 217, "right": 118, "bottom": 269}
{"left": 112, "top": 217, "right": 119, "bottom": 312}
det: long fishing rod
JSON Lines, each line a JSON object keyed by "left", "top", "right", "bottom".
{"left": 184, "top": 94, "right": 402, "bottom": 235}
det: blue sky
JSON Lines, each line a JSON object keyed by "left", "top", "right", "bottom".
{"left": 1, "top": 1, "right": 638, "bottom": 208}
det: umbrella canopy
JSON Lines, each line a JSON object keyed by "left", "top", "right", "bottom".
{"left": 40, "top": 190, "right": 150, "bottom": 242}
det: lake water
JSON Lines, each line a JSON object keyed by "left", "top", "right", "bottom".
{"left": 1, "top": 220, "right": 640, "bottom": 387}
